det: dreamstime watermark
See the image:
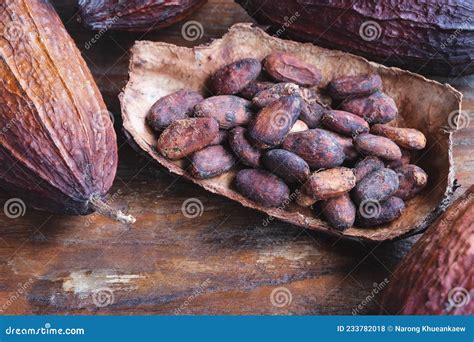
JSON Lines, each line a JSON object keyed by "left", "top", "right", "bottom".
{"left": 440, "top": 192, "right": 474, "bottom": 227}
{"left": 440, "top": 16, "right": 473, "bottom": 49}
{"left": 445, "top": 110, "right": 471, "bottom": 131}
{"left": 174, "top": 278, "right": 211, "bottom": 314}
{"left": 358, "top": 199, "right": 381, "bottom": 219}
{"left": 84, "top": 15, "right": 120, "bottom": 50}
{"left": 445, "top": 287, "right": 471, "bottom": 312}
{"left": 3, "top": 21, "right": 24, "bottom": 42}
{"left": 4, "top": 198, "right": 26, "bottom": 219}
{"left": 91, "top": 110, "right": 115, "bottom": 131}
{"left": 0, "top": 118, "right": 18, "bottom": 135}
{"left": 85, "top": 189, "right": 123, "bottom": 226}
{"left": 181, "top": 20, "right": 204, "bottom": 41}
{"left": 273, "top": 12, "right": 300, "bottom": 38}
{"left": 258, "top": 189, "right": 299, "bottom": 228}
{"left": 0, "top": 278, "right": 34, "bottom": 313}
{"left": 270, "top": 287, "right": 292, "bottom": 308}
{"left": 359, "top": 21, "right": 382, "bottom": 41}
{"left": 352, "top": 278, "right": 389, "bottom": 315}
{"left": 91, "top": 287, "right": 115, "bottom": 308}
{"left": 181, "top": 198, "right": 204, "bottom": 218}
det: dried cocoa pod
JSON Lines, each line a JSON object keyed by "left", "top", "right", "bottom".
{"left": 382, "top": 186, "right": 474, "bottom": 315}
{"left": 147, "top": 89, "right": 203, "bottom": 131}
{"left": 352, "top": 168, "right": 400, "bottom": 204}
{"left": 321, "top": 110, "right": 369, "bottom": 137}
{"left": 210, "top": 130, "right": 229, "bottom": 145}
{"left": 356, "top": 196, "right": 405, "bottom": 227}
{"left": 321, "top": 194, "right": 356, "bottom": 230}
{"left": 247, "top": 95, "right": 302, "bottom": 149}
{"left": 289, "top": 120, "right": 309, "bottom": 134}
{"left": 228, "top": 127, "right": 262, "bottom": 168}
{"left": 385, "top": 148, "right": 412, "bottom": 169}
{"left": 353, "top": 156, "right": 384, "bottom": 183}
{"left": 210, "top": 58, "right": 262, "bottom": 95}
{"left": 263, "top": 52, "right": 322, "bottom": 86}
{"left": 328, "top": 74, "right": 382, "bottom": 100}
{"left": 302, "top": 167, "right": 356, "bottom": 202}
{"left": 194, "top": 95, "right": 254, "bottom": 129}
{"left": 157, "top": 118, "right": 219, "bottom": 160}
{"left": 235, "top": 169, "right": 290, "bottom": 207}
{"left": 189, "top": 145, "right": 236, "bottom": 179}
{"left": 283, "top": 129, "right": 345, "bottom": 169}
{"left": 326, "top": 131, "right": 359, "bottom": 163}
{"left": 393, "top": 164, "right": 428, "bottom": 200}
{"left": 252, "top": 82, "right": 300, "bottom": 107}
{"left": 355, "top": 133, "right": 402, "bottom": 161}
{"left": 239, "top": 81, "right": 274, "bottom": 100}
{"left": 262, "top": 149, "right": 310, "bottom": 184}
{"left": 341, "top": 91, "right": 398, "bottom": 124}
{"left": 78, "top": 0, "right": 207, "bottom": 31}
{"left": 371, "top": 124, "right": 427, "bottom": 150}
{"left": 299, "top": 100, "right": 327, "bottom": 129}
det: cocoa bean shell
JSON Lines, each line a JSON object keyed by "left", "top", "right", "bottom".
{"left": 235, "top": 169, "right": 290, "bottom": 207}
{"left": 321, "top": 110, "right": 369, "bottom": 137}
{"left": 341, "top": 91, "right": 398, "bottom": 125}
{"left": 228, "top": 127, "right": 262, "bottom": 168}
{"left": 355, "top": 133, "right": 402, "bottom": 161}
{"left": 210, "top": 58, "right": 262, "bottom": 95}
{"left": 194, "top": 95, "right": 254, "bottom": 129}
{"left": 263, "top": 52, "right": 322, "bottom": 86}
{"left": 393, "top": 164, "right": 428, "bottom": 200}
{"left": 356, "top": 196, "right": 405, "bottom": 227}
{"left": 371, "top": 124, "right": 427, "bottom": 150}
{"left": 321, "top": 194, "right": 356, "bottom": 230}
{"left": 328, "top": 74, "right": 382, "bottom": 100}
{"left": 190, "top": 145, "right": 236, "bottom": 179}
{"left": 352, "top": 168, "right": 399, "bottom": 204}
{"left": 262, "top": 149, "right": 310, "bottom": 184}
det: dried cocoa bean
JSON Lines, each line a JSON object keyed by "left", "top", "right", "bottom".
{"left": 326, "top": 131, "right": 359, "bottom": 163}
{"left": 263, "top": 52, "right": 322, "bottom": 86}
{"left": 262, "top": 149, "right": 310, "bottom": 184}
{"left": 190, "top": 145, "right": 236, "bottom": 179}
{"left": 321, "top": 194, "right": 356, "bottom": 230}
{"left": 352, "top": 168, "right": 399, "bottom": 204}
{"left": 252, "top": 82, "right": 300, "bottom": 107}
{"left": 210, "top": 58, "right": 262, "bottom": 95}
{"left": 289, "top": 120, "right": 309, "bottom": 134}
{"left": 228, "top": 127, "right": 262, "bottom": 168}
{"left": 393, "top": 164, "right": 428, "bottom": 200}
{"left": 235, "top": 169, "right": 290, "bottom": 207}
{"left": 353, "top": 156, "right": 384, "bottom": 183}
{"left": 301, "top": 167, "right": 356, "bottom": 202}
{"left": 356, "top": 196, "right": 405, "bottom": 227}
{"left": 385, "top": 148, "right": 412, "bottom": 169}
{"left": 355, "top": 133, "right": 402, "bottom": 161}
{"left": 157, "top": 118, "right": 219, "bottom": 160}
{"left": 210, "top": 130, "right": 229, "bottom": 145}
{"left": 247, "top": 95, "right": 302, "bottom": 148}
{"left": 194, "top": 95, "right": 254, "bottom": 129}
{"left": 299, "top": 100, "right": 327, "bottom": 128}
{"left": 239, "top": 81, "right": 274, "bottom": 100}
{"left": 321, "top": 110, "right": 370, "bottom": 137}
{"left": 147, "top": 89, "right": 203, "bottom": 131}
{"left": 328, "top": 74, "right": 382, "bottom": 100}
{"left": 283, "top": 129, "right": 345, "bottom": 169}
{"left": 371, "top": 124, "right": 427, "bottom": 150}
{"left": 341, "top": 91, "right": 397, "bottom": 124}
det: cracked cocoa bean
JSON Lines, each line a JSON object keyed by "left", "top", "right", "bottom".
{"left": 210, "top": 58, "right": 262, "bottom": 95}
{"left": 194, "top": 95, "right": 254, "bottom": 129}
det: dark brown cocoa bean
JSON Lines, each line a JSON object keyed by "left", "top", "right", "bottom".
{"left": 252, "top": 82, "right": 300, "bottom": 107}
{"left": 299, "top": 100, "right": 327, "bottom": 128}
{"left": 352, "top": 168, "right": 399, "bottom": 204}
{"left": 321, "top": 194, "right": 356, "bottom": 230}
{"left": 239, "top": 81, "right": 274, "bottom": 100}
{"left": 355, "top": 133, "right": 402, "bottom": 161}
{"left": 321, "top": 110, "right": 370, "bottom": 137}
{"left": 235, "top": 169, "right": 290, "bottom": 207}
{"left": 194, "top": 95, "right": 254, "bottom": 129}
{"left": 210, "top": 130, "right": 229, "bottom": 145}
{"left": 157, "top": 118, "right": 219, "bottom": 160}
{"left": 263, "top": 52, "right": 322, "bottom": 86}
{"left": 326, "top": 131, "right": 359, "bottom": 162}
{"left": 146, "top": 89, "right": 203, "bottom": 131}
{"left": 302, "top": 167, "right": 356, "bottom": 201}
{"left": 189, "top": 145, "right": 236, "bottom": 179}
{"left": 385, "top": 148, "right": 412, "bottom": 169}
{"left": 393, "top": 164, "right": 428, "bottom": 200}
{"left": 228, "top": 127, "right": 262, "bottom": 168}
{"left": 282, "top": 129, "right": 345, "bottom": 169}
{"left": 356, "top": 196, "right": 405, "bottom": 227}
{"left": 371, "top": 124, "right": 427, "bottom": 150}
{"left": 353, "top": 156, "right": 384, "bottom": 183}
{"left": 328, "top": 74, "right": 382, "bottom": 100}
{"left": 341, "top": 91, "right": 397, "bottom": 124}
{"left": 247, "top": 95, "right": 302, "bottom": 148}
{"left": 262, "top": 149, "right": 310, "bottom": 184}
{"left": 210, "top": 58, "right": 262, "bottom": 95}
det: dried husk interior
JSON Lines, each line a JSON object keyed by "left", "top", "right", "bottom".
{"left": 120, "top": 23, "right": 460, "bottom": 242}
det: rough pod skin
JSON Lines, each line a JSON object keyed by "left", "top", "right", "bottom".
{"left": 328, "top": 74, "right": 382, "bottom": 100}
{"left": 194, "top": 95, "right": 254, "bottom": 129}
{"left": 235, "top": 169, "right": 289, "bottom": 207}
{"left": 381, "top": 186, "right": 474, "bottom": 314}
{"left": 321, "top": 194, "right": 356, "bottom": 230}
{"left": 147, "top": 89, "right": 203, "bottom": 131}
{"left": 210, "top": 58, "right": 262, "bottom": 95}
{"left": 0, "top": 0, "right": 135, "bottom": 223}
{"left": 189, "top": 145, "right": 236, "bottom": 179}
{"left": 371, "top": 124, "right": 427, "bottom": 150}
{"left": 283, "top": 129, "right": 345, "bottom": 169}
{"left": 228, "top": 127, "right": 262, "bottom": 168}
{"left": 321, "top": 110, "right": 370, "bottom": 137}
{"left": 262, "top": 149, "right": 310, "bottom": 184}
{"left": 352, "top": 168, "right": 399, "bottom": 204}
{"left": 157, "top": 118, "right": 219, "bottom": 160}
{"left": 393, "top": 164, "right": 428, "bottom": 200}
{"left": 356, "top": 196, "right": 405, "bottom": 227}
{"left": 263, "top": 52, "right": 322, "bottom": 86}
{"left": 341, "top": 91, "right": 398, "bottom": 125}
{"left": 355, "top": 133, "right": 402, "bottom": 161}
{"left": 247, "top": 95, "right": 302, "bottom": 149}
{"left": 237, "top": 0, "right": 474, "bottom": 76}
{"left": 78, "top": 0, "right": 207, "bottom": 31}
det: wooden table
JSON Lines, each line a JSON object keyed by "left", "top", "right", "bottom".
{"left": 0, "top": 0, "right": 472, "bottom": 315}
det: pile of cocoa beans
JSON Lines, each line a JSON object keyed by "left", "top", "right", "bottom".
{"left": 147, "top": 52, "right": 428, "bottom": 230}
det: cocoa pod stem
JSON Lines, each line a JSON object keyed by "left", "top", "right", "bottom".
{"left": 90, "top": 196, "right": 136, "bottom": 224}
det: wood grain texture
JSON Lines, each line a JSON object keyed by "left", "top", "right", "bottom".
{"left": 0, "top": 0, "right": 472, "bottom": 315}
